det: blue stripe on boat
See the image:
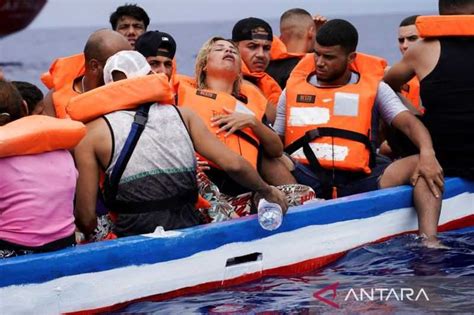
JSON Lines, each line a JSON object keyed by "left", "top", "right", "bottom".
{"left": 0, "top": 177, "right": 472, "bottom": 287}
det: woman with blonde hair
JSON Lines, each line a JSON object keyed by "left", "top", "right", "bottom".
{"left": 195, "top": 36, "right": 242, "bottom": 97}
{"left": 177, "top": 37, "right": 313, "bottom": 218}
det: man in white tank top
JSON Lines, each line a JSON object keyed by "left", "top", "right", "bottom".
{"left": 74, "top": 51, "right": 288, "bottom": 239}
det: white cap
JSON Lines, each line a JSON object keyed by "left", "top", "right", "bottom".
{"left": 103, "top": 50, "right": 152, "bottom": 84}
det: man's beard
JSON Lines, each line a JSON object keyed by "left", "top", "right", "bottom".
{"left": 317, "top": 61, "right": 348, "bottom": 84}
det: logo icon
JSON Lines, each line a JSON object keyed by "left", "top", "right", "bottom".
{"left": 296, "top": 94, "right": 316, "bottom": 104}
{"left": 313, "top": 282, "right": 340, "bottom": 308}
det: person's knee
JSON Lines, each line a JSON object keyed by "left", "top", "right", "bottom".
{"left": 279, "top": 154, "right": 295, "bottom": 171}
{"left": 379, "top": 154, "right": 419, "bottom": 188}
{"left": 259, "top": 155, "right": 296, "bottom": 185}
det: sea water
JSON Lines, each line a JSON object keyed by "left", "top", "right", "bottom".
{"left": 117, "top": 227, "right": 474, "bottom": 313}
{"left": 1, "top": 13, "right": 433, "bottom": 93}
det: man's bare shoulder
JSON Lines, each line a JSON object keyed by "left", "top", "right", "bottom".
{"left": 82, "top": 117, "right": 110, "bottom": 144}
{"left": 405, "top": 38, "right": 440, "bottom": 80}
{"left": 86, "top": 116, "right": 108, "bottom": 130}
{"left": 80, "top": 117, "right": 111, "bottom": 168}
{"left": 406, "top": 38, "right": 439, "bottom": 57}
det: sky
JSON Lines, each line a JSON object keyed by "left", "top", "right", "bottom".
{"left": 1, "top": 0, "right": 439, "bottom": 90}
{"left": 30, "top": 0, "right": 439, "bottom": 29}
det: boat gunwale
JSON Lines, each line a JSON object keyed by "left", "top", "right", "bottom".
{"left": 0, "top": 177, "right": 472, "bottom": 288}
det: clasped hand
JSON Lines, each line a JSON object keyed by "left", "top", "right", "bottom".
{"left": 211, "top": 107, "right": 256, "bottom": 137}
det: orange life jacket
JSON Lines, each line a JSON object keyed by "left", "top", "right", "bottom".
{"left": 166, "top": 58, "right": 179, "bottom": 94}
{"left": 41, "top": 53, "right": 85, "bottom": 90}
{"left": 176, "top": 79, "right": 266, "bottom": 169}
{"left": 41, "top": 53, "right": 86, "bottom": 119}
{"left": 270, "top": 36, "right": 306, "bottom": 61}
{"left": 67, "top": 73, "right": 174, "bottom": 123}
{"left": 171, "top": 73, "right": 196, "bottom": 96}
{"left": 416, "top": 15, "right": 474, "bottom": 37}
{"left": 0, "top": 115, "right": 86, "bottom": 158}
{"left": 401, "top": 76, "right": 423, "bottom": 113}
{"left": 241, "top": 61, "right": 282, "bottom": 105}
{"left": 284, "top": 53, "right": 386, "bottom": 174}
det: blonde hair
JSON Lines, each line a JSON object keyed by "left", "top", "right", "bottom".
{"left": 195, "top": 36, "right": 242, "bottom": 96}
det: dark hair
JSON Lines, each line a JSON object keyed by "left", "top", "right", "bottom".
{"left": 280, "top": 8, "right": 312, "bottom": 23}
{"left": 11, "top": 81, "right": 43, "bottom": 114}
{"left": 399, "top": 15, "right": 420, "bottom": 27}
{"left": 439, "top": 0, "right": 474, "bottom": 14}
{"left": 109, "top": 4, "right": 150, "bottom": 30}
{"left": 0, "top": 80, "right": 24, "bottom": 125}
{"left": 316, "top": 19, "right": 358, "bottom": 53}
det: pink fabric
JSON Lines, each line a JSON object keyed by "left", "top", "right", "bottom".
{"left": 0, "top": 150, "right": 77, "bottom": 247}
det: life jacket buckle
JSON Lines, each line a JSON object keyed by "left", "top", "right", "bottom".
{"left": 134, "top": 107, "right": 150, "bottom": 126}
{"left": 306, "top": 128, "right": 320, "bottom": 141}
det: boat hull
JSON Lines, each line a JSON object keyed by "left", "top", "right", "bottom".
{"left": 0, "top": 178, "right": 473, "bottom": 314}
{"left": 0, "top": 0, "right": 47, "bottom": 37}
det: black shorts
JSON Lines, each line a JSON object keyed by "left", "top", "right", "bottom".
{"left": 291, "top": 155, "right": 392, "bottom": 199}
{"left": 0, "top": 233, "right": 75, "bottom": 259}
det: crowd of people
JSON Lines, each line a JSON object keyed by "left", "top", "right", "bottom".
{"left": 1, "top": 0, "right": 473, "bottom": 258}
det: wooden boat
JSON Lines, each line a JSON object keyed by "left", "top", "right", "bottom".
{"left": 0, "top": 177, "right": 473, "bottom": 314}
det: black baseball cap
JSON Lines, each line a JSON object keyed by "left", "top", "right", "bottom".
{"left": 232, "top": 17, "right": 273, "bottom": 42}
{"left": 135, "top": 30, "right": 177, "bottom": 59}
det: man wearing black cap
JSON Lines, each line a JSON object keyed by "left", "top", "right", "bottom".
{"left": 232, "top": 17, "right": 273, "bottom": 73}
{"left": 135, "top": 31, "right": 176, "bottom": 80}
{"left": 232, "top": 17, "right": 282, "bottom": 122}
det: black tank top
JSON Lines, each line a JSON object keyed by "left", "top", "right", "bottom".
{"left": 266, "top": 57, "right": 301, "bottom": 89}
{"left": 420, "top": 37, "right": 474, "bottom": 178}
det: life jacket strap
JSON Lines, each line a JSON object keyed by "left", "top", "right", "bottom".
{"left": 285, "top": 127, "right": 375, "bottom": 198}
{"left": 104, "top": 103, "right": 152, "bottom": 205}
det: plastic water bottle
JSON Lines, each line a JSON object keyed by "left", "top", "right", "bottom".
{"left": 257, "top": 199, "right": 283, "bottom": 231}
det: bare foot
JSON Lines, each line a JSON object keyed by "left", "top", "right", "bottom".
{"left": 420, "top": 234, "right": 450, "bottom": 249}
